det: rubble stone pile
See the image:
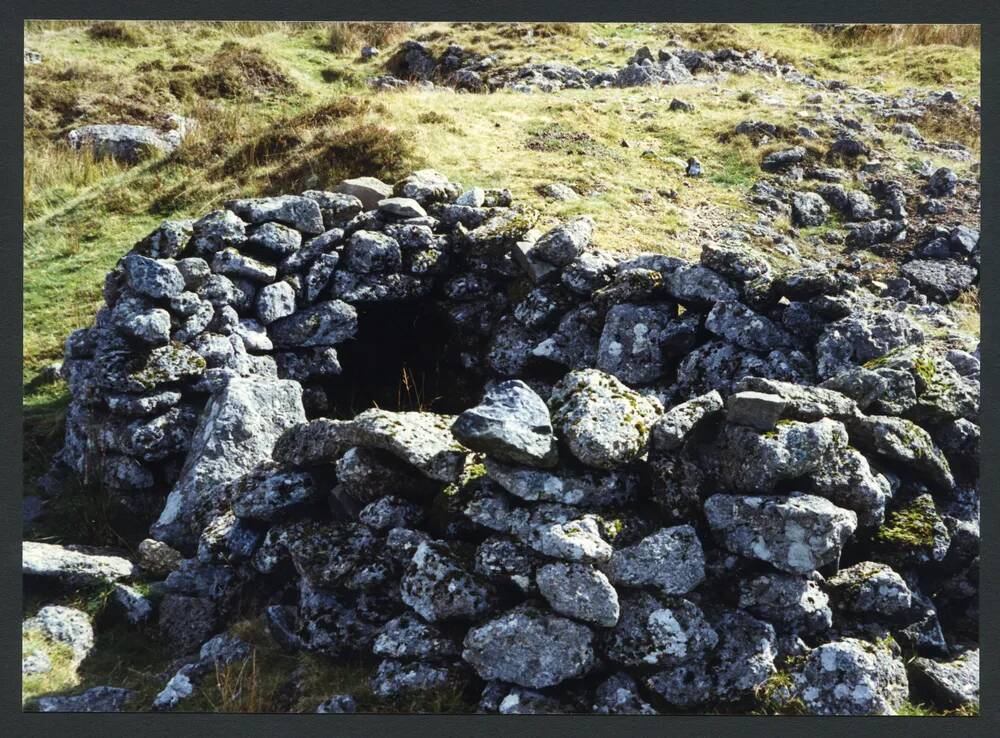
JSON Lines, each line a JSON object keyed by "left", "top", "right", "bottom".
{"left": 35, "top": 168, "right": 979, "bottom": 714}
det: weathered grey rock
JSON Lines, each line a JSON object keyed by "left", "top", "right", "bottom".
{"left": 484, "top": 459, "right": 638, "bottom": 508}
{"left": 230, "top": 469, "right": 319, "bottom": 522}
{"left": 152, "top": 377, "right": 306, "bottom": 550}
{"left": 845, "top": 218, "right": 907, "bottom": 249}
{"left": 540, "top": 182, "right": 580, "bottom": 201}
{"left": 36, "top": 686, "right": 135, "bottom": 713}
{"left": 137, "top": 538, "right": 182, "bottom": 576}
{"left": 712, "top": 611, "right": 777, "bottom": 701}
{"left": 122, "top": 254, "right": 185, "bottom": 299}
{"left": 378, "top": 197, "right": 427, "bottom": 219}
{"left": 704, "top": 493, "right": 858, "bottom": 574}
{"left": 927, "top": 167, "right": 957, "bottom": 197}
{"left": 726, "top": 391, "right": 787, "bottom": 431}
{"left": 358, "top": 495, "right": 424, "bottom": 530}
{"left": 23, "top": 541, "right": 136, "bottom": 587}
{"left": 872, "top": 494, "right": 952, "bottom": 567}
{"left": 700, "top": 242, "right": 770, "bottom": 282}
{"left": 67, "top": 123, "right": 185, "bottom": 164}
{"left": 112, "top": 583, "right": 154, "bottom": 624}
{"left": 373, "top": 613, "right": 459, "bottom": 660}
{"left": 603, "top": 526, "right": 705, "bottom": 595}
{"left": 524, "top": 514, "right": 614, "bottom": 564}
{"left": 225, "top": 195, "right": 324, "bottom": 235}
{"left": 761, "top": 146, "right": 806, "bottom": 172}
{"left": 188, "top": 211, "right": 247, "bottom": 260}
{"left": 268, "top": 299, "right": 357, "bottom": 348}
{"left": 316, "top": 694, "right": 358, "bottom": 713}
{"left": 650, "top": 390, "right": 723, "bottom": 451}
{"left": 711, "top": 418, "right": 845, "bottom": 493}
{"left": 909, "top": 649, "right": 979, "bottom": 709}
{"left": 371, "top": 659, "right": 455, "bottom": 698}
{"left": 23, "top": 606, "right": 94, "bottom": 663}
{"left": 341, "top": 409, "right": 469, "bottom": 482}
{"left": 816, "top": 309, "right": 925, "bottom": 379}
{"left": 451, "top": 380, "right": 558, "bottom": 467}
{"left": 739, "top": 573, "right": 832, "bottom": 634}
{"left": 792, "top": 639, "right": 908, "bottom": 715}
{"left": 342, "top": 230, "right": 402, "bottom": 274}
{"left": 593, "top": 672, "right": 658, "bottom": 714}
{"left": 827, "top": 561, "right": 912, "bottom": 616}
{"left": 646, "top": 662, "right": 714, "bottom": 708}
{"left": 211, "top": 248, "right": 277, "bottom": 283}
{"left": 817, "top": 184, "right": 877, "bottom": 221}
{"left": 394, "top": 169, "right": 462, "bottom": 205}
{"left": 463, "top": 606, "right": 596, "bottom": 688}
{"left": 901, "top": 259, "right": 976, "bottom": 303}
{"left": 848, "top": 415, "right": 954, "bottom": 492}
{"left": 597, "top": 303, "right": 675, "bottom": 385}
{"left": 536, "top": 562, "right": 620, "bottom": 627}
{"left": 792, "top": 191, "right": 830, "bottom": 226}
{"left": 603, "top": 592, "right": 718, "bottom": 668}
{"left": 810, "top": 446, "right": 892, "bottom": 528}
{"left": 532, "top": 216, "right": 595, "bottom": 267}
{"left": 334, "top": 176, "right": 393, "bottom": 210}
{"left": 401, "top": 541, "right": 495, "bottom": 622}
{"left": 664, "top": 265, "right": 738, "bottom": 305}
{"left": 705, "top": 300, "right": 792, "bottom": 352}
{"left": 549, "top": 369, "right": 662, "bottom": 469}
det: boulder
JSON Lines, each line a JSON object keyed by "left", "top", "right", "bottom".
{"left": 451, "top": 380, "right": 558, "bottom": 467}
{"left": 462, "top": 606, "right": 596, "bottom": 688}
{"left": 704, "top": 493, "right": 858, "bottom": 574}
{"left": 597, "top": 303, "right": 675, "bottom": 384}
{"left": 35, "top": 686, "right": 135, "bottom": 713}
{"left": 603, "top": 591, "right": 718, "bottom": 668}
{"left": 401, "top": 541, "right": 495, "bottom": 622}
{"left": 23, "top": 606, "right": 94, "bottom": 663}
{"left": 224, "top": 195, "right": 324, "bottom": 235}
{"left": 901, "top": 260, "right": 976, "bottom": 303}
{"left": 334, "top": 176, "right": 393, "bottom": 209}
{"left": 151, "top": 377, "right": 306, "bottom": 550}
{"left": 908, "top": 649, "right": 979, "bottom": 709}
{"left": 549, "top": 368, "right": 662, "bottom": 469}
{"left": 603, "top": 526, "right": 705, "bottom": 595}
{"left": 23, "top": 541, "right": 136, "bottom": 587}
{"left": 650, "top": 391, "right": 723, "bottom": 451}
{"left": 537, "top": 562, "right": 620, "bottom": 627}
{"left": 792, "top": 639, "right": 908, "bottom": 715}
{"left": 67, "top": 123, "right": 186, "bottom": 164}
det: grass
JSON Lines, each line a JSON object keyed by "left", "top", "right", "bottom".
{"left": 22, "top": 630, "right": 82, "bottom": 706}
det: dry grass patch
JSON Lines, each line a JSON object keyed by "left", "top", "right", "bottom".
{"left": 326, "top": 22, "right": 414, "bottom": 54}
{"left": 195, "top": 42, "right": 297, "bottom": 99}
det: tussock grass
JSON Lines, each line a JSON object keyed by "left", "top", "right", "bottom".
{"left": 326, "top": 22, "right": 413, "bottom": 54}
{"left": 87, "top": 21, "right": 146, "bottom": 46}
{"left": 194, "top": 42, "right": 296, "bottom": 99}
{"left": 818, "top": 24, "right": 980, "bottom": 50}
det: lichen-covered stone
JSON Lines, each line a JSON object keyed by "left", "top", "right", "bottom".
{"left": 704, "top": 493, "right": 858, "bottom": 574}
{"left": 462, "top": 606, "right": 596, "bottom": 688}
{"left": 549, "top": 368, "right": 662, "bottom": 469}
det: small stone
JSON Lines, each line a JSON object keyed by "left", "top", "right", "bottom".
{"left": 452, "top": 380, "right": 558, "bottom": 467}
{"left": 536, "top": 562, "right": 620, "bottom": 627}
{"left": 726, "top": 391, "right": 787, "bottom": 431}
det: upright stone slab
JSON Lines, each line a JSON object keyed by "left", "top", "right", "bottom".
{"left": 151, "top": 377, "right": 305, "bottom": 550}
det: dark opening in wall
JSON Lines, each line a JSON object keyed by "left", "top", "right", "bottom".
{"left": 320, "top": 299, "right": 485, "bottom": 419}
